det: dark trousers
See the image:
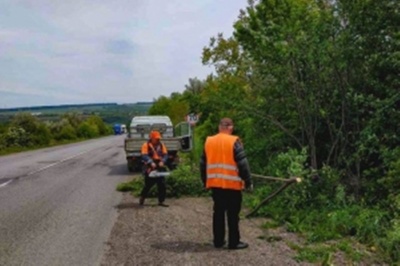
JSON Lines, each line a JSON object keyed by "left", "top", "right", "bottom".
{"left": 211, "top": 188, "right": 242, "bottom": 248}
{"left": 140, "top": 176, "right": 166, "bottom": 203}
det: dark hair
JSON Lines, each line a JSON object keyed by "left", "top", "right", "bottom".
{"left": 219, "top": 117, "right": 233, "bottom": 127}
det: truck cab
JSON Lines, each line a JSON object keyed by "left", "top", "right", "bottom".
{"left": 124, "top": 115, "right": 192, "bottom": 172}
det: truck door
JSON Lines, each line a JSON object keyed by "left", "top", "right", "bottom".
{"left": 174, "top": 122, "right": 193, "bottom": 152}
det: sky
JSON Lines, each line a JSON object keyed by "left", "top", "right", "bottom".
{"left": 0, "top": 0, "right": 248, "bottom": 108}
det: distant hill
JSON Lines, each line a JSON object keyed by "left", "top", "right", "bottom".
{"left": 0, "top": 102, "right": 153, "bottom": 112}
{"left": 0, "top": 102, "right": 153, "bottom": 125}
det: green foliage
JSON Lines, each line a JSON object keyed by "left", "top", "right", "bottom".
{"left": 264, "top": 148, "right": 308, "bottom": 178}
{"left": 166, "top": 164, "right": 206, "bottom": 197}
{"left": 335, "top": 241, "right": 363, "bottom": 262}
{"left": 116, "top": 164, "right": 206, "bottom": 198}
{"left": 196, "top": 0, "right": 398, "bottom": 262}
{"left": 0, "top": 123, "right": 8, "bottom": 134}
{"left": 9, "top": 113, "right": 52, "bottom": 146}
{"left": 55, "top": 124, "right": 77, "bottom": 140}
{"left": 293, "top": 244, "right": 335, "bottom": 264}
{"left": 381, "top": 218, "right": 400, "bottom": 262}
{"left": 31, "top": 124, "right": 52, "bottom": 145}
{"left": 149, "top": 93, "right": 189, "bottom": 125}
{"left": 11, "top": 113, "right": 40, "bottom": 134}
{"left": 0, "top": 111, "right": 112, "bottom": 154}
{"left": 288, "top": 239, "right": 370, "bottom": 264}
{"left": 86, "top": 115, "right": 109, "bottom": 135}
{"left": 116, "top": 179, "right": 142, "bottom": 192}
{"left": 2, "top": 126, "right": 30, "bottom": 147}
{"left": 77, "top": 122, "right": 99, "bottom": 138}
{"left": 62, "top": 112, "right": 84, "bottom": 128}
{"left": 242, "top": 148, "right": 391, "bottom": 262}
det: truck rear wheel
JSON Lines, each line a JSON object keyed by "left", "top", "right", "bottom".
{"left": 127, "top": 158, "right": 142, "bottom": 173}
{"left": 127, "top": 160, "right": 135, "bottom": 172}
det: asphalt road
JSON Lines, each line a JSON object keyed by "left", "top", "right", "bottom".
{"left": 0, "top": 135, "right": 132, "bottom": 266}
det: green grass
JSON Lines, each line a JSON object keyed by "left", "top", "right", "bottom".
{"left": 292, "top": 243, "right": 335, "bottom": 264}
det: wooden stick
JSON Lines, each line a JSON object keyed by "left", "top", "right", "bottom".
{"left": 245, "top": 177, "right": 301, "bottom": 218}
{"left": 251, "top": 173, "right": 301, "bottom": 182}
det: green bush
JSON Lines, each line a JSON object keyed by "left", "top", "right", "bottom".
{"left": 382, "top": 218, "right": 400, "bottom": 262}
{"left": 3, "top": 126, "right": 31, "bottom": 147}
{"left": 243, "top": 147, "right": 395, "bottom": 262}
{"left": 116, "top": 179, "right": 142, "bottom": 192}
{"left": 0, "top": 133, "right": 6, "bottom": 150}
{"left": 77, "top": 122, "right": 99, "bottom": 138}
{"left": 116, "top": 164, "right": 207, "bottom": 198}
{"left": 31, "top": 124, "right": 52, "bottom": 145}
{"left": 166, "top": 164, "right": 206, "bottom": 197}
{"left": 56, "top": 124, "right": 77, "bottom": 140}
{"left": 86, "top": 115, "right": 109, "bottom": 136}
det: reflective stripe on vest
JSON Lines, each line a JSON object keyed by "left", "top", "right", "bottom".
{"left": 205, "top": 133, "right": 244, "bottom": 190}
{"left": 207, "top": 163, "right": 238, "bottom": 171}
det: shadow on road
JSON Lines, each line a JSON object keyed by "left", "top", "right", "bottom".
{"left": 151, "top": 241, "right": 223, "bottom": 253}
{"left": 114, "top": 202, "right": 142, "bottom": 210}
{"left": 114, "top": 201, "right": 165, "bottom": 210}
{"left": 107, "top": 163, "right": 134, "bottom": 176}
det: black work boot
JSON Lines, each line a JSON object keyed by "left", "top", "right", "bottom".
{"left": 139, "top": 197, "right": 145, "bottom": 205}
{"left": 228, "top": 241, "right": 249, "bottom": 250}
{"left": 158, "top": 202, "right": 169, "bottom": 207}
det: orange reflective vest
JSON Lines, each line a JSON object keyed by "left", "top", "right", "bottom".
{"left": 141, "top": 142, "right": 167, "bottom": 161}
{"left": 205, "top": 133, "right": 244, "bottom": 190}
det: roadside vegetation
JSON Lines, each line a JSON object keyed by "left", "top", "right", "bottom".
{"left": 117, "top": 155, "right": 206, "bottom": 198}
{"left": 0, "top": 102, "right": 152, "bottom": 155}
{"left": 119, "top": 0, "right": 399, "bottom": 264}
{"left": 0, "top": 112, "right": 112, "bottom": 155}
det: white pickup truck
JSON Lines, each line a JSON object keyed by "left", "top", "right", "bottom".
{"left": 124, "top": 115, "right": 192, "bottom": 172}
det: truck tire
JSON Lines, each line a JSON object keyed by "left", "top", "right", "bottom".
{"left": 127, "top": 160, "right": 135, "bottom": 172}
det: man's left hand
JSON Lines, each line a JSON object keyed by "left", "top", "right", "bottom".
{"left": 245, "top": 183, "right": 254, "bottom": 193}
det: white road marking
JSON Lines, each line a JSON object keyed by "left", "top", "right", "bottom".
{"left": 0, "top": 149, "right": 93, "bottom": 189}
{"left": 0, "top": 179, "right": 13, "bottom": 188}
{"left": 27, "top": 150, "right": 90, "bottom": 176}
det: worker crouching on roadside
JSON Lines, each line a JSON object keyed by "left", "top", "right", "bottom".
{"left": 139, "top": 130, "right": 169, "bottom": 207}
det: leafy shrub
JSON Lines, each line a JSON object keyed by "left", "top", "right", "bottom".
{"left": 2, "top": 126, "right": 31, "bottom": 147}
{"left": 0, "top": 134, "right": 5, "bottom": 150}
{"left": 117, "top": 179, "right": 142, "bottom": 192}
{"left": 166, "top": 164, "right": 206, "bottom": 197}
{"left": 293, "top": 244, "right": 335, "bottom": 264}
{"left": 77, "top": 122, "right": 99, "bottom": 138}
{"left": 116, "top": 164, "right": 207, "bottom": 198}
{"left": 382, "top": 218, "right": 400, "bottom": 262}
{"left": 11, "top": 113, "right": 40, "bottom": 134}
{"left": 56, "top": 124, "right": 77, "bottom": 140}
{"left": 31, "top": 124, "right": 52, "bottom": 145}
{"left": 86, "top": 115, "right": 109, "bottom": 135}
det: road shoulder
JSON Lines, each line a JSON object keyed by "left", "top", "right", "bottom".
{"left": 101, "top": 193, "right": 312, "bottom": 266}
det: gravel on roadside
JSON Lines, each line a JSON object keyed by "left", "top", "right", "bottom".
{"left": 100, "top": 193, "right": 315, "bottom": 266}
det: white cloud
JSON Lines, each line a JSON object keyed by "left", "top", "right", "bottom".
{"left": 0, "top": 0, "right": 248, "bottom": 108}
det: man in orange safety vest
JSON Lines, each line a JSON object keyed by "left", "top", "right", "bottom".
{"left": 139, "top": 130, "right": 169, "bottom": 207}
{"left": 200, "top": 117, "right": 253, "bottom": 249}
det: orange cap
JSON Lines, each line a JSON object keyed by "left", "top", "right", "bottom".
{"left": 149, "top": 130, "right": 161, "bottom": 139}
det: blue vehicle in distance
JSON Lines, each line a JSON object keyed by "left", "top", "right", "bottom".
{"left": 113, "top": 124, "right": 127, "bottom": 135}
